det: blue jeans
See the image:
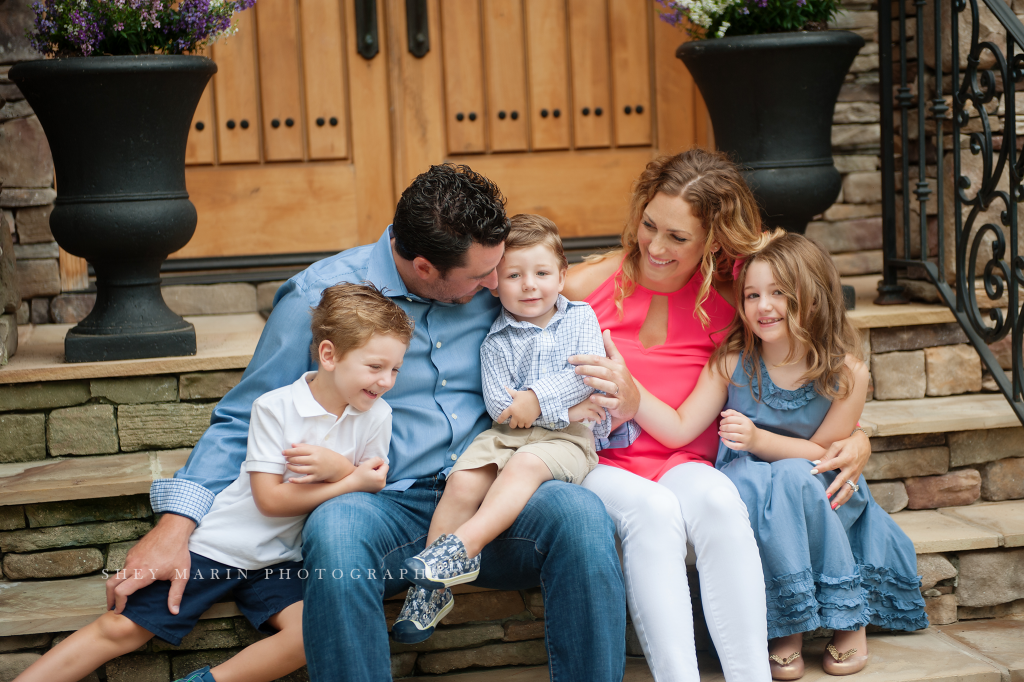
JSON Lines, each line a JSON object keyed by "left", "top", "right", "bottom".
{"left": 301, "top": 476, "right": 625, "bottom": 681}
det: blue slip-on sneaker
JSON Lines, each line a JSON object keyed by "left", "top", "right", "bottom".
{"left": 174, "top": 666, "right": 216, "bottom": 682}
{"left": 403, "top": 533, "right": 481, "bottom": 590}
{"left": 390, "top": 585, "right": 454, "bottom": 644}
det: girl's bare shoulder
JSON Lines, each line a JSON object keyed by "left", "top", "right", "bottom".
{"left": 564, "top": 251, "right": 622, "bottom": 301}
{"left": 844, "top": 353, "right": 869, "bottom": 381}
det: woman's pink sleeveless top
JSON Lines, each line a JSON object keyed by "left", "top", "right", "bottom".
{"left": 586, "top": 265, "right": 735, "bottom": 481}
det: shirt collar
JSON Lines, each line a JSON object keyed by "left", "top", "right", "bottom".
{"left": 291, "top": 372, "right": 360, "bottom": 419}
{"left": 490, "top": 294, "right": 575, "bottom": 334}
{"left": 364, "top": 226, "right": 414, "bottom": 300}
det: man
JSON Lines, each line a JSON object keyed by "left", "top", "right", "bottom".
{"left": 108, "top": 165, "right": 633, "bottom": 681}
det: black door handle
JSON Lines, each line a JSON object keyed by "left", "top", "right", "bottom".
{"left": 406, "top": 0, "right": 429, "bottom": 58}
{"left": 355, "top": 0, "right": 378, "bottom": 59}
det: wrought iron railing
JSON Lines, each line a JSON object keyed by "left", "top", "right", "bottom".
{"left": 878, "top": 0, "right": 1024, "bottom": 425}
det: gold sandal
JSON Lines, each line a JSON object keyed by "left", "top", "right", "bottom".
{"left": 768, "top": 651, "right": 804, "bottom": 680}
{"left": 822, "top": 641, "right": 870, "bottom": 676}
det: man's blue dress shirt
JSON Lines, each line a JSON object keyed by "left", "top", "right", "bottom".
{"left": 151, "top": 228, "right": 501, "bottom": 524}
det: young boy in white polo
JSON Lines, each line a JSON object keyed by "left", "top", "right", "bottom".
{"left": 15, "top": 283, "right": 412, "bottom": 682}
{"left": 391, "top": 214, "right": 613, "bottom": 643}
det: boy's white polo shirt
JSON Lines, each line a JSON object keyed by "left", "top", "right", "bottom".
{"left": 188, "top": 371, "right": 392, "bottom": 570}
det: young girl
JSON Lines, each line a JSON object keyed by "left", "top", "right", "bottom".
{"left": 634, "top": 233, "right": 927, "bottom": 680}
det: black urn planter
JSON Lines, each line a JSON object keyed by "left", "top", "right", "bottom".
{"left": 9, "top": 55, "right": 216, "bottom": 362}
{"left": 678, "top": 31, "right": 864, "bottom": 235}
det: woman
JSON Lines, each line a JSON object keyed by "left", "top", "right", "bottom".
{"left": 565, "top": 149, "right": 873, "bottom": 681}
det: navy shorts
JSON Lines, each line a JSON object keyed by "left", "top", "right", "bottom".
{"left": 119, "top": 552, "right": 304, "bottom": 645}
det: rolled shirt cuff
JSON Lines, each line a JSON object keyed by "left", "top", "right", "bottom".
{"left": 150, "top": 478, "right": 217, "bottom": 526}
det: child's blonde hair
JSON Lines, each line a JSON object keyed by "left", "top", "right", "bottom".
{"left": 310, "top": 282, "right": 414, "bottom": 362}
{"left": 712, "top": 231, "right": 861, "bottom": 401}
{"left": 505, "top": 214, "right": 567, "bottom": 271}
{"left": 589, "top": 149, "right": 765, "bottom": 326}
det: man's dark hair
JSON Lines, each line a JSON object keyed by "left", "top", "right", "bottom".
{"left": 392, "top": 164, "right": 510, "bottom": 275}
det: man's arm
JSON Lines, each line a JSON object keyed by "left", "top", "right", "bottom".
{"left": 153, "top": 280, "right": 316, "bottom": 520}
{"left": 114, "top": 280, "right": 316, "bottom": 615}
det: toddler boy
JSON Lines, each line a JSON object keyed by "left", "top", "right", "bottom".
{"left": 390, "top": 214, "right": 610, "bottom": 643}
{"left": 15, "top": 283, "right": 412, "bottom": 682}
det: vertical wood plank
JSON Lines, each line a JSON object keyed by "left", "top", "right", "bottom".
{"left": 185, "top": 60, "right": 217, "bottom": 166}
{"left": 387, "top": 0, "right": 446, "bottom": 192}
{"left": 440, "top": 0, "right": 485, "bottom": 154}
{"left": 653, "top": 13, "right": 695, "bottom": 155}
{"left": 58, "top": 248, "right": 88, "bottom": 292}
{"left": 483, "top": 0, "right": 528, "bottom": 152}
{"left": 609, "top": 0, "right": 651, "bottom": 147}
{"left": 524, "top": 0, "right": 570, "bottom": 151}
{"left": 567, "top": 0, "right": 611, "bottom": 149}
{"left": 256, "top": 0, "right": 305, "bottom": 161}
{"left": 301, "top": 0, "right": 350, "bottom": 160}
{"left": 211, "top": 12, "right": 261, "bottom": 164}
{"left": 345, "top": 0, "right": 396, "bottom": 243}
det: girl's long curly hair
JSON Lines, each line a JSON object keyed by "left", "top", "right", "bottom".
{"left": 594, "top": 149, "right": 765, "bottom": 327}
{"left": 712, "top": 232, "right": 861, "bottom": 401}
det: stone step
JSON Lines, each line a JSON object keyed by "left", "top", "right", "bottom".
{"left": 0, "top": 575, "right": 240, "bottom": 637}
{"left": 0, "top": 575, "right": 495, "bottom": 639}
{"left": 1, "top": 500, "right": 1021, "bottom": 636}
{"left": 860, "top": 393, "right": 1020, "bottom": 437}
{"left": 892, "top": 499, "right": 1024, "bottom": 553}
{"left": 426, "top": 627, "right": 1010, "bottom": 681}
{"left": 0, "top": 450, "right": 190, "bottom": 506}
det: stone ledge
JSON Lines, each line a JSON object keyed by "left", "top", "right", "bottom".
{"left": 430, "top": 629, "right": 1003, "bottom": 681}
{"left": 0, "top": 575, "right": 239, "bottom": 637}
{"left": 892, "top": 509, "right": 1002, "bottom": 554}
{"left": 0, "top": 314, "right": 264, "bottom": 385}
{"left": 860, "top": 394, "right": 1021, "bottom": 437}
{"left": 940, "top": 500, "right": 1024, "bottom": 549}
{"left": 0, "top": 450, "right": 190, "bottom": 506}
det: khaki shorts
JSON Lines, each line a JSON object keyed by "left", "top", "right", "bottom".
{"left": 450, "top": 422, "right": 598, "bottom": 485}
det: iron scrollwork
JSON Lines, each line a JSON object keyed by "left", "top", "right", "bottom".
{"left": 879, "top": 0, "right": 1023, "bottom": 421}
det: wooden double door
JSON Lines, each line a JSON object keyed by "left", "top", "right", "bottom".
{"left": 174, "top": 0, "right": 710, "bottom": 260}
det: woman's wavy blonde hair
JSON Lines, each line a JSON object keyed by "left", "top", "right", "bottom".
{"left": 593, "top": 148, "right": 766, "bottom": 327}
{"left": 711, "top": 232, "right": 861, "bottom": 401}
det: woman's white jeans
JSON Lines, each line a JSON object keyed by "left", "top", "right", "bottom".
{"left": 583, "top": 463, "right": 771, "bottom": 682}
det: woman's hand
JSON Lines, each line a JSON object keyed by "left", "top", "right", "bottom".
{"left": 568, "top": 330, "right": 640, "bottom": 424}
{"left": 718, "top": 409, "right": 759, "bottom": 451}
{"left": 284, "top": 443, "right": 354, "bottom": 483}
{"left": 810, "top": 429, "right": 871, "bottom": 509}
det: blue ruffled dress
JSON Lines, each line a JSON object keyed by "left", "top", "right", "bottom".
{"left": 716, "top": 354, "right": 928, "bottom": 639}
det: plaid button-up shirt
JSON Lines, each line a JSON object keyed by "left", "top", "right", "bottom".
{"left": 482, "top": 295, "right": 612, "bottom": 439}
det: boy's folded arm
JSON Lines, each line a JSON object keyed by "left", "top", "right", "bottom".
{"left": 481, "top": 341, "right": 515, "bottom": 421}
{"left": 524, "top": 307, "right": 609, "bottom": 429}
{"left": 249, "top": 468, "right": 366, "bottom": 517}
{"left": 526, "top": 369, "right": 591, "bottom": 429}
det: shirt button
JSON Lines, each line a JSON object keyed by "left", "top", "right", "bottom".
{"left": 452, "top": 414, "right": 458, "bottom": 419}
{"left": 406, "top": 297, "right": 412, "bottom": 302}
{"left": 441, "top": 380, "right": 447, "bottom": 386}
{"left": 451, "top": 454, "right": 457, "bottom": 461}
{"left": 436, "top": 341, "right": 442, "bottom": 348}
